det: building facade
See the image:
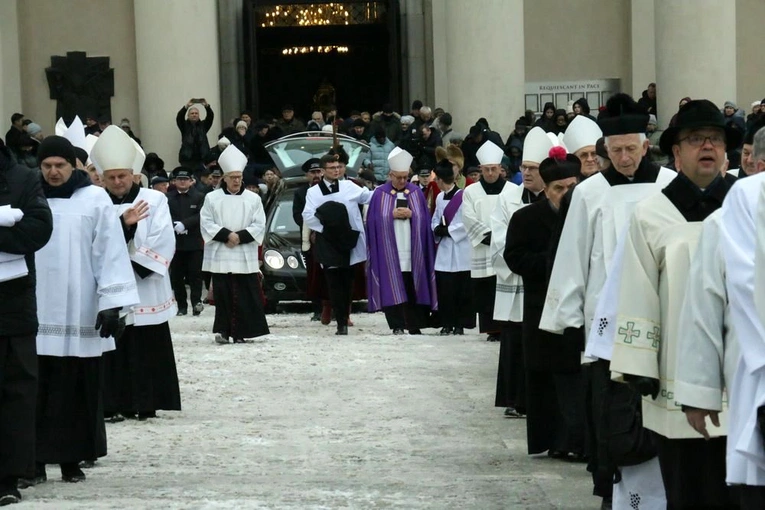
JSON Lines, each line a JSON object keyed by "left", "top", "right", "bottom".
{"left": 1, "top": 0, "right": 762, "bottom": 168}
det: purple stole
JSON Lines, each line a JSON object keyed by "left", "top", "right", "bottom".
{"left": 366, "top": 182, "right": 438, "bottom": 312}
{"left": 442, "top": 189, "right": 463, "bottom": 225}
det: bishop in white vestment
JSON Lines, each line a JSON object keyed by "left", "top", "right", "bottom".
{"left": 201, "top": 145, "right": 269, "bottom": 343}
{"left": 609, "top": 100, "right": 741, "bottom": 508}
{"left": 461, "top": 141, "right": 513, "bottom": 340}
{"left": 33, "top": 136, "right": 139, "bottom": 484}
{"left": 93, "top": 126, "right": 181, "bottom": 419}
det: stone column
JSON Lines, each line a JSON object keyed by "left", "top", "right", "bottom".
{"left": 402, "top": 0, "right": 428, "bottom": 111}
{"left": 630, "top": 0, "right": 655, "bottom": 98}
{"left": 654, "top": 0, "right": 735, "bottom": 128}
{"left": 430, "top": 0, "right": 524, "bottom": 135}
{"left": 134, "top": 0, "right": 222, "bottom": 167}
{"left": 0, "top": 1, "right": 22, "bottom": 132}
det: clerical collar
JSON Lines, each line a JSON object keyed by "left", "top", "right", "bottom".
{"left": 107, "top": 183, "right": 140, "bottom": 205}
{"left": 443, "top": 185, "right": 457, "bottom": 199}
{"left": 221, "top": 182, "right": 245, "bottom": 195}
{"left": 479, "top": 176, "right": 505, "bottom": 195}
{"left": 40, "top": 169, "right": 92, "bottom": 199}
{"left": 323, "top": 178, "right": 338, "bottom": 188}
{"left": 661, "top": 172, "right": 733, "bottom": 222}
{"left": 522, "top": 187, "right": 545, "bottom": 204}
{"left": 602, "top": 159, "right": 661, "bottom": 186}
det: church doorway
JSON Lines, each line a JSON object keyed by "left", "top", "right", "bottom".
{"left": 244, "top": 0, "right": 401, "bottom": 122}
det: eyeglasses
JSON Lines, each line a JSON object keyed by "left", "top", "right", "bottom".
{"left": 679, "top": 133, "right": 726, "bottom": 147}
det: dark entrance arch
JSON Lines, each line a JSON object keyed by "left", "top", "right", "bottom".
{"left": 243, "top": 0, "right": 401, "bottom": 122}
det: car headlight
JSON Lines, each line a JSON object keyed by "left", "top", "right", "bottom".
{"left": 264, "top": 249, "right": 284, "bottom": 269}
{"left": 287, "top": 255, "right": 299, "bottom": 269}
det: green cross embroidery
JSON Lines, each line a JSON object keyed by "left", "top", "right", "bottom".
{"left": 618, "top": 321, "right": 641, "bottom": 344}
{"left": 646, "top": 326, "right": 661, "bottom": 349}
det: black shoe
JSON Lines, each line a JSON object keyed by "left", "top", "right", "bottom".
{"left": 176, "top": 309, "right": 187, "bottom": 316}
{"left": 486, "top": 334, "right": 500, "bottom": 342}
{"left": 138, "top": 411, "right": 157, "bottom": 421}
{"left": 336, "top": 325, "right": 348, "bottom": 335}
{"left": 566, "top": 452, "right": 588, "bottom": 463}
{"left": 17, "top": 464, "right": 46, "bottom": 488}
{"left": 105, "top": 413, "right": 126, "bottom": 423}
{"left": 409, "top": 329, "right": 422, "bottom": 335}
{"left": 392, "top": 328, "right": 406, "bottom": 335}
{"left": 60, "top": 463, "right": 85, "bottom": 483}
{"left": 192, "top": 302, "right": 204, "bottom": 316}
{"left": 310, "top": 312, "right": 321, "bottom": 322}
{"left": 439, "top": 327, "right": 452, "bottom": 336}
{"left": 453, "top": 327, "right": 464, "bottom": 335}
{"left": 0, "top": 488, "right": 21, "bottom": 506}
{"left": 504, "top": 407, "right": 525, "bottom": 418}
{"left": 232, "top": 338, "right": 248, "bottom": 344}
{"left": 547, "top": 450, "right": 567, "bottom": 459}
{"left": 79, "top": 459, "right": 96, "bottom": 469}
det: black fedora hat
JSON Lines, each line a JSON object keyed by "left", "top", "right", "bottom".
{"left": 659, "top": 99, "right": 743, "bottom": 155}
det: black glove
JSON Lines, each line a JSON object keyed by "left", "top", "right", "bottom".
{"left": 95, "top": 308, "right": 124, "bottom": 339}
{"left": 480, "top": 232, "right": 492, "bottom": 246}
{"left": 624, "top": 374, "right": 660, "bottom": 400}
{"left": 434, "top": 225, "right": 450, "bottom": 238}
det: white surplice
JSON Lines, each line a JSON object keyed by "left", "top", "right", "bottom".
{"left": 113, "top": 188, "right": 177, "bottom": 326}
{"left": 36, "top": 185, "right": 140, "bottom": 357}
{"left": 674, "top": 210, "right": 737, "bottom": 416}
{"left": 720, "top": 173, "right": 765, "bottom": 485}
{"left": 489, "top": 183, "right": 526, "bottom": 322}
{"left": 431, "top": 188, "right": 470, "bottom": 272}
{"left": 461, "top": 180, "right": 514, "bottom": 278}
{"left": 540, "top": 169, "right": 676, "bottom": 335}
{"left": 609, "top": 192, "right": 727, "bottom": 439}
{"left": 201, "top": 188, "right": 266, "bottom": 274}
{"left": 302, "top": 180, "right": 372, "bottom": 266}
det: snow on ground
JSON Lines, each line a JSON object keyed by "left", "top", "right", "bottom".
{"left": 19, "top": 306, "right": 598, "bottom": 509}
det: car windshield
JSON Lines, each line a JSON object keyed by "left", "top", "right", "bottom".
{"left": 266, "top": 134, "right": 369, "bottom": 179}
{"left": 269, "top": 198, "right": 301, "bottom": 244}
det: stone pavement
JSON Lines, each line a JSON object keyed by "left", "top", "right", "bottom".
{"left": 20, "top": 310, "right": 598, "bottom": 509}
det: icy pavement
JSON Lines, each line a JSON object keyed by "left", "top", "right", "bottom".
{"left": 20, "top": 309, "right": 598, "bottom": 509}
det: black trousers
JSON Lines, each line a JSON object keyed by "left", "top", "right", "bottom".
{"left": 655, "top": 435, "right": 734, "bottom": 509}
{"left": 170, "top": 250, "right": 203, "bottom": 310}
{"left": 0, "top": 335, "right": 37, "bottom": 479}
{"left": 736, "top": 485, "right": 765, "bottom": 510}
{"left": 383, "top": 272, "right": 430, "bottom": 331}
{"left": 495, "top": 321, "right": 526, "bottom": 411}
{"left": 325, "top": 267, "right": 354, "bottom": 328}
{"left": 585, "top": 359, "right": 614, "bottom": 498}
{"left": 553, "top": 371, "right": 586, "bottom": 455}
{"left": 435, "top": 271, "right": 473, "bottom": 328}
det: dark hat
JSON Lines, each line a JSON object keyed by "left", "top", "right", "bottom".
{"left": 744, "top": 116, "right": 765, "bottom": 145}
{"left": 598, "top": 93, "right": 649, "bottom": 136}
{"left": 352, "top": 118, "right": 366, "bottom": 128}
{"left": 659, "top": 99, "right": 744, "bottom": 155}
{"left": 539, "top": 148, "right": 581, "bottom": 185}
{"left": 172, "top": 166, "right": 193, "bottom": 179}
{"left": 302, "top": 158, "right": 322, "bottom": 173}
{"left": 543, "top": 102, "right": 556, "bottom": 113}
{"left": 37, "top": 135, "right": 76, "bottom": 168}
{"left": 411, "top": 100, "right": 423, "bottom": 110}
{"left": 144, "top": 152, "right": 164, "bottom": 169}
{"left": 469, "top": 124, "right": 483, "bottom": 137}
{"left": 439, "top": 113, "right": 452, "bottom": 126}
{"left": 358, "top": 168, "right": 377, "bottom": 183}
{"left": 73, "top": 147, "right": 88, "bottom": 167}
{"left": 150, "top": 175, "right": 169, "bottom": 186}
{"left": 211, "top": 168, "right": 223, "bottom": 177}
{"left": 254, "top": 120, "right": 269, "bottom": 130}
{"left": 382, "top": 103, "right": 393, "bottom": 114}
{"left": 465, "top": 166, "right": 481, "bottom": 176}
{"left": 281, "top": 104, "right": 294, "bottom": 112}
{"left": 595, "top": 137, "right": 609, "bottom": 159}
{"left": 243, "top": 171, "right": 260, "bottom": 187}
{"left": 418, "top": 166, "right": 432, "bottom": 177}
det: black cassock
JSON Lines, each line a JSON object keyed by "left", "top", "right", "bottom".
{"left": 504, "top": 199, "right": 584, "bottom": 455}
{"left": 103, "top": 323, "right": 181, "bottom": 415}
{"left": 213, "top": 273, "right": 270, "bottom": 340}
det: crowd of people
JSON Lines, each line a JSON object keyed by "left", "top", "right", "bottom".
{"left": 2, "top": 85, "right": 765, "bottom": 510}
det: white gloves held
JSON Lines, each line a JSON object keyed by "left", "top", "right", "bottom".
{"left": 173, "top": 221, "right": 188, "bottom": 235}
{"left": 0, "top": 207, "right": 24, "bottom": 227}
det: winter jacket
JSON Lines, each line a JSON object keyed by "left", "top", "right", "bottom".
{"left": 276, "top": 117, "right": 306, "bottom": 135}
{"left": 0, "top": 146, "right": 53, "bottom": 336}
{"left": 637, "top": 91, "right": 657, "bottom": 115}
{"left": 167, "top": 186, "right": 205, "bottom": 251}
{"left": 369, "top": 137, "right": 395, "bottom": 181}
{"left": 176, "top": 105, "right": 214, "bottom": 164}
